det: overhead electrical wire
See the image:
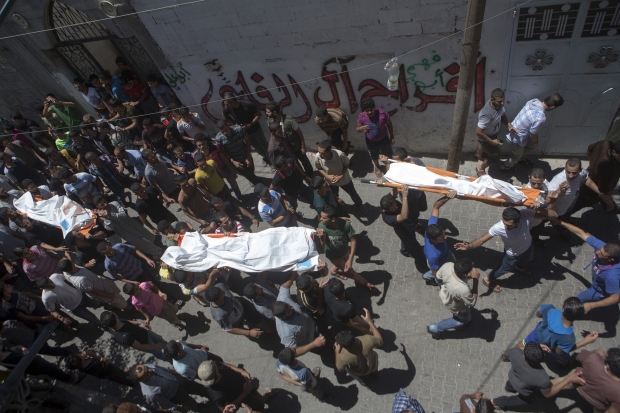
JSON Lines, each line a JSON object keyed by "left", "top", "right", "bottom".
{"left": 0, "top": 0, "right": 534, "bottom": 138}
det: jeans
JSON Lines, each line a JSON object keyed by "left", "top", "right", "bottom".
{"left": 422, "top": 252, "right": 456, "bottom": 284}
{"left": 492, "top": 380, "right": 535, "bottom": 410}
{"left": 428, "top": 307, "right": 471, "bottom": 334}
{"left": 247, "top": 128, "right": 270, "bottom": 165}
{"left": 577, "top": 286, "right": 606, "bottom": 303}
{"left": 488, "top": 243, "right": 535, "bottom": 282}
{"left": 331, "top": 180, "right": 363, "bottom": 206}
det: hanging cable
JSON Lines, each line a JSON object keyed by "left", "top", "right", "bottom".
{"left": 0, "top": 0, "right": 533, "bottom": 139}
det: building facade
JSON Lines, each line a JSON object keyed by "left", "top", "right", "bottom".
{"left": 0, "top": 0, "right": 618, "bottom": 155}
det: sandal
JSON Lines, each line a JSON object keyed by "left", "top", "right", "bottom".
{"left": 175, "top": 300, "right": 184, "bottom": 309}
{"left": 374, "top": 168, "right": 383, "bottom": 178}
{"left": 263, "top": 388, "right": 280, "bottom": 401}
{"left": 476, "top": 167, "right": 486, "bottom": 177}
{"left": 174, "top": 323, "right": 185, "bottom": 331}
{"left": 311, "top": 367, "right": 322, "bottom": 378}
{"left": 515, "top": 266, "right": 535, "bottom": 276}
{"left": 482, "top": 277, "right": 502, "bottom": 293}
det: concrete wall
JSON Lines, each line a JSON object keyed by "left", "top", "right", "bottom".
{"left": 0, "top": 0, "right": 514, "bottom": 155}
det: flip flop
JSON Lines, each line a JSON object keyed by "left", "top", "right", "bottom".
{"left": 476, "top": 167, "right": 487, "bottom": 177}
{"left": 482, "top": 277, "right": 502, "bottom": 293}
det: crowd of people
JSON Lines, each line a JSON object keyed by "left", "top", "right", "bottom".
{"left": 0, "top": 60, "right": 618, "bottom": 413}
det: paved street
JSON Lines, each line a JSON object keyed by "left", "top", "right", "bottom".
{"left": 47, "top": 151, "right": 620, "bottom": 413}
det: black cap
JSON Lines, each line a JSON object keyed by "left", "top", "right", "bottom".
{"left": 254, "top": 183, "right": 268, "bottom": 197}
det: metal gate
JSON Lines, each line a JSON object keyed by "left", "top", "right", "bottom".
{"left": 503, "top": 0, "right": 620, "bottom": 155}
{"left": 49, "top": 1, "right": 159, "bottom": 82}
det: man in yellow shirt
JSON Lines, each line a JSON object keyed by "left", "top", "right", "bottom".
{"left": 193, "top": 152, "right": 233, "bottom": 201}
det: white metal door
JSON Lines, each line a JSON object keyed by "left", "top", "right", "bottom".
{"left": 504, "top": 0, "right": 620, "bottom": 155}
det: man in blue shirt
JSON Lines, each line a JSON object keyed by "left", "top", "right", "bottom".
{"left": 422, "top": 191, "right": 457, "bottom": 286}
{"left": 276, "top": 347, "right": 327, "bottom": 401}
{"left": 254, "top": 183, "right": 296, "bottom": 228}
{"left": 553, "top": 220, "right": 620, "bottom": 311}
{"left": 512, "top": 297, "right": 598, "bottom": 366}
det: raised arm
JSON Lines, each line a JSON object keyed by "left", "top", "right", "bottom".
{"left": 454, "top": 232, "right": 493, "bottom": 251}
{"left": 431, "top": 190, "right": 457, "bottom": 218}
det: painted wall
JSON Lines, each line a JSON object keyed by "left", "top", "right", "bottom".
{"left": 131, "top": 0, "right": 513, "bottom": 155}
{"left": 0, "top": 0, "right": 514, "bottom": 156}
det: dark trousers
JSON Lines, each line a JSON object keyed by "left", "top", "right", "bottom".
{"left": 294, "top": 149, "right": 314, "bottom": 176}
{"left": 287, "top": 184, "right": 314, "bottom": 210}
{"left": 331, "top": 180, "right": 363, "bottom": 206}
{"left": 530, "top": 220, "right": 546, "bottom": 242}
{"left": 83, "top": 361, "right": 136, "bottom": 387}
{"left": 397, "top": 230, "right": 429, "bottom": 274}
{"left": 234, "top": 162, "right": 261, "bottom": 185}
{"left": 68, "top": 302, "right": 105, "bottom": 329}
{"left": 573, "top": 192, "right": 611, "bottom": 214}
{"left": 492, "top": 380, "right": 535, "bottom": 410}
{"left": 328, "top": 129, "right": 350, "bottom": 154}
{"left": 4, "top": 353, "right": 72, "bottom": 382}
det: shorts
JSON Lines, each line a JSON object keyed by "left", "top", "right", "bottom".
{"left": 365, "top": 136, "right": 392, "bottom": 160}
{"left": 478, "top": 139, "right": 501, "bottom": 164}
{"left": 329, "top": 252, "right": 351, "bottom": 274}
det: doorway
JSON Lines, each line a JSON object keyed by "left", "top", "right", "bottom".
{"left": 46, "top": 1, "right": 160, "bottom": 81}
{"left": 503, "top": 0, "right": 620, "bottom": 155}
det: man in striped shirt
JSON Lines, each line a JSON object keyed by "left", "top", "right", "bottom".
{"left": 502, "top": 94, "right": 563, "bottom": 170}
{"left": 97, "top": 242, "right": 157, "bottom": 284}
{"left": 215, "top": 120, "right": 260, "bottom": 186}
{"left": 213, "top": 211, "right": 246, "bottom": 236}
{"left": 15, "top": 245, "right": 62, "bottom": 282}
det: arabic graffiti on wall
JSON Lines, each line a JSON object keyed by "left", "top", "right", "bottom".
{"left": 200, "top": 54, "right": 487, "bottom": 124}
{"left": 164, "top": 62, "right": 192, "bottom": 90}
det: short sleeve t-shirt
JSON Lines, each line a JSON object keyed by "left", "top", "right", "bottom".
{"left": 357, "top": 109, "right": 390, "bottom": 142}
{"left": 276, "top": 359, "right": 317, "bottom": 390}
{"left": 151, "top": 85, "right": 177, "bottom": 108}
{"left": 132, "top": 282, "right": 164, "bottom": 316}
{"left": 318, "top": 219, "right": 355, "bottom": 260}
{"left": 547, "top": 169, "right": 589, "bottom": 216}
{"left": 209, "top": 283, "right": 244, "bottom": 332}
{"left": 194, "top": 160, "right": 225, "bottom": 195}
{"left": 424, "top": 215, "right": 449, "bottom": 270}
{"left": 533, "top": 304, "right": 576, "bottom": 356}
{"left": 205, "top": 363, "right": 246, "bottom": 408}
{"left": 488, "top": 208, "right": 535, "bottom": 256}
{"left": 64, "top": 173, "right": 97, "bottom": 196}
{"left": 585, "top": 236, "right": 620, "bottom": 296}
{"left": 271, "top": 160, "right": 304, "bottom": 196}
{"left": 575, "top": 350, "right": 620, "bottom": 411}
{"left": 335, "top": 335, "right": 381, "bottom": 376}
{"left": 42, "top": 273, "right": 82, "bottom": 312}
{"left": 506, "top": 347, "right": 551, "bottom": 397}
{"left": 477, "top": 99, "right": 505, "bottom": 139}
{"left": 257, "top": 190, "right": 289, "bottom": 226}
{"left": 172, "top": 341, "right": 210, "bottom": 380}
{"left": 323, "top": 287, "right": 355, "bottom": 323}
{"left": 314, "top": 150, "right": 352, "bottom": 186}
{"left": 251, "top": 281, "right": 278, "bottom": 319}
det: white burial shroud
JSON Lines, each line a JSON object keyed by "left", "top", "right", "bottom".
{"left": 384, "top": 162, "right": 527, "bottom": 204}
{"left": 13, "top": 193, "right": 94, "bottom": 236}
{"left": 161, "top": 227, "right": 320, "bottom": 274}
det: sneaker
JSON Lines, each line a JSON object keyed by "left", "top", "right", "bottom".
{"left": 426, "top": 326, "right": 440, "bottom": 340}
{"left": 399, "top": 250, "right": 411, "bottom": 258}
{"left": 424, "top": 277, "right": 438, "bottom": 287}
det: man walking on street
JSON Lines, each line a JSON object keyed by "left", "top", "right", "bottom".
{"left": 315, "top": 139, "right": 367, "bottom": 215}
{"left": 574, "top": 139, "right": 620, "bottom": 213}
{"left": 334, "top": 309, "right": 383, "bottom": 386}
{"left": 427, "top": 259, "right": 479, "bottom": 339}
{"left": 422, "top": 191, "right": 457, "bottom": 286}
{"left": 315, "top": 107, "right": 350, "bottom": 154}
{"left": 223, "top": 93, "right": 271, "bottom": 167}
{"left": 475, "top": 88, "right": 508, "bottom": 176}
{"left": 265, "top": 101, "right": 313, "bottom": 176}
{"left": 455, "top": 207, "right": 556, "bottom": 293}
{"left": 502, "top": 93, "right": 563, "bottom": 170}
{"left": 547, "top": 158, "right": 589, "bottom": 240}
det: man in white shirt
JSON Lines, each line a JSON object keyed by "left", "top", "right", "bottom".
{"left": 427, "top": 259, "right": 479, "bottom": 339}
{"left": 455, "top": 207, "right": 556, "bottom": 293}
{"left": 35, "top": 272, "right": 103, "bottom": 330}
{"left": 547, "top": 158, "right": 589, "bottom": 240}
{"left": 475, "top": 89, "right": 508, "bottom": 176}
{"left": 502, "top": 93, "right": 563, "bottom": 170}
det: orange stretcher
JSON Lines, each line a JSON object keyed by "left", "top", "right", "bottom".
{"left": 363, "top": 166, "right": 541, "bottom": 207}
